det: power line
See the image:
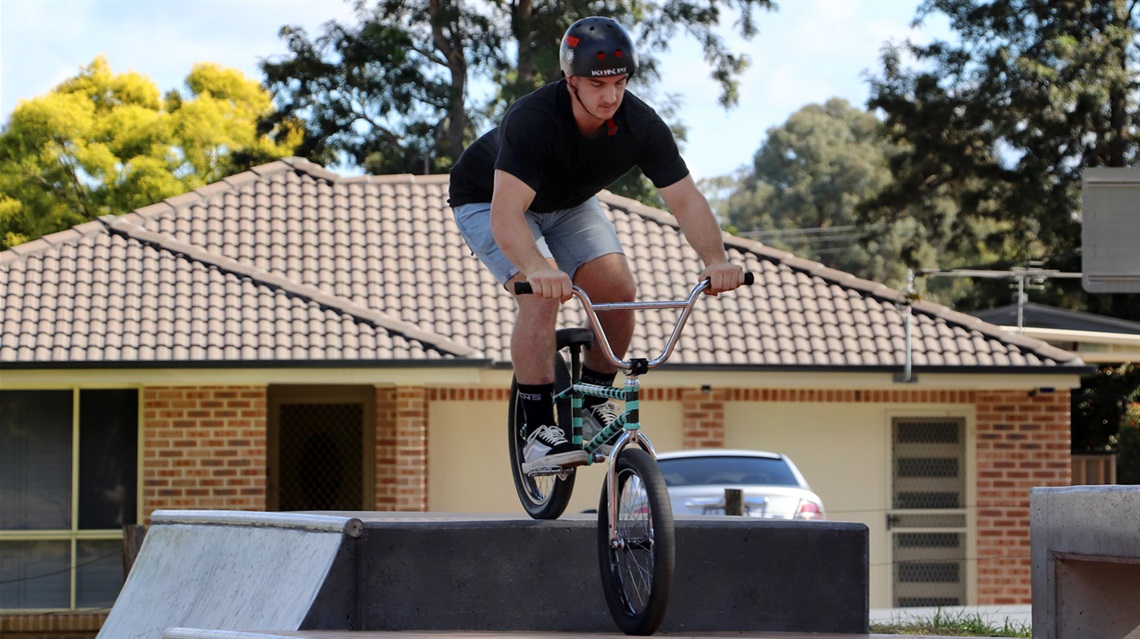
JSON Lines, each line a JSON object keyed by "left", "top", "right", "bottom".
{"left": 918, "top": 264, "right": 1082, "bottom": 332}
{"left": 739, "top": 224, "right": 862, "bottom": 239}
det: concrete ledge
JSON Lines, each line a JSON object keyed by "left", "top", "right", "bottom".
{"left": 1031, "top": 486, "right": 1140, "bottom": 639}
{"left": 356, "top": 514, "right": 868, "bottom": 634}
{"left": 104, "top": 511, "right": 869, "bottom": 637}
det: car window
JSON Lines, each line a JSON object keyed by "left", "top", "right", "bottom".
{"left": 658, "top": 456, "right": 800, "bottom": 487}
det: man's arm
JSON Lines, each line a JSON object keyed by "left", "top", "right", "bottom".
{"left": 490, "top": 169, "right": 573, "bottom": 299}
{"left": 659, "top": 174, "right": 745, "bottom": 293}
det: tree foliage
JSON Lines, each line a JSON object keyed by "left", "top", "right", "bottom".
{"left": 718, "top": 99, "right": 905, "bottom": 284}
{"left": 1072, "top": 362, "right": 1140, "bottom": 451}
{"left": 862, "top": 0, "right": 1140, "bottom": 315}
{"left": 259, "top": 0, "right": 774, "bottom": 183}
{"left": 0, "top": 57, "right": 300, "bottom": 249}
{"left": 713, "top": 99, "right": 987, "bottom": 298}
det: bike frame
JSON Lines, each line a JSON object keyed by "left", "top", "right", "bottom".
{"left": 554, "top": 278, "right": 718, "bottom": 546}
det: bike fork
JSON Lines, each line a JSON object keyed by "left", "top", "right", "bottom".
{"left": 605, "top": 374, "right": 657, "bottom": 547}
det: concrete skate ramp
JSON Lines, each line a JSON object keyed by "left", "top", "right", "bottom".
{"left": 98, "top": 511, "right": 361, "bottom": 639}
{"left": 104, "top": 511, "right": 868, "bottom": 636}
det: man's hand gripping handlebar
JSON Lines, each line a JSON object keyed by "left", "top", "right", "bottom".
{"left": 514, "top": 273, "right": 755, "bottom": 374}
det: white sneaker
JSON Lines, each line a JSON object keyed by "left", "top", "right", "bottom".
{"left": 522, "top": 424, "right": 587, "bottom": 472}
{"left": 582, "top": 401, "right": 622, "bottom": 452}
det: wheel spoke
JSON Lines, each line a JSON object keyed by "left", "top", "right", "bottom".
{"left": 615, "top": 467, "right": 655, "bottom": 612}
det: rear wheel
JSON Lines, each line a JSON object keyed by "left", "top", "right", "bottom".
{"left": 597, "top": 447, "right": 675, "bottom": 635}
{"left": 507, "top": 353, "right": 576, "bottom": 519}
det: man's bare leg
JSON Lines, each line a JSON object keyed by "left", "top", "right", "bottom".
{"left": 509, "top": 262, "right": 587, "bottom": 469}
{"left": 508, "top": 260, "right": 563, "bottom": 385}
{"left": 573, "top": 252, "right": 636, "bottom": 372}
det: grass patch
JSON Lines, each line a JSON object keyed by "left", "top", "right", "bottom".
{"left": 870, "top": 609, "right": 1032, "bottom": 637}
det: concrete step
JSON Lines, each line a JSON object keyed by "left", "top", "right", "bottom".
{"left": 102, "top": 511, "right": 869, "bottom": 638}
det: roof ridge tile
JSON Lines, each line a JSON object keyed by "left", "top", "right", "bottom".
{"left": 279, "top": 156, "right": 342, "bottom": 183}
{"left": 160, "top": 191, "right": 207, "bottom": 212}
{"left": 193, "top": 181, "right": 234, "bottom": 199}
{"left": 1, "top": 220, "right": 109, "bottom": 266}
{"left": 131, "top": 202, "right": 178, "bottom": 222}
{"left": 248, "top": 158, "right": 302, "bottom": 179}
{"left": 105, "top": 216, "right": 481, "bottom": 359}
{"left": 334, "top": 173, "right": 452, "bottom": 188}
{"left": 221, "top": 171, "right": 263, "bottom": 190}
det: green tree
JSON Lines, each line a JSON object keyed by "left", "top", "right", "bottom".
{"left": 1072, "top": 362, "right": 1140, "bottom": 451}
{"left": 714, "top": 98, "right": 983, "bottom": 294}
{"left": 0, "top": 57, "right": 300, "bottom": 249}
{"left": 259, "top": 0, "right": 773, "bottom": 186}
{"left": 862, "top": 0, "right": 1140, "bottom": 316}
{"left": 718, "top": 99, "right": 902, "bottom": 284}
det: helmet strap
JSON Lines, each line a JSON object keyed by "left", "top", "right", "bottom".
{"left": 568, "top": 78, "right": 619, "bottom": 136}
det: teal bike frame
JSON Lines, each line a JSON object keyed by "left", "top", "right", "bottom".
{"left": 551, "top": 278, "right": 722, "bottom": 544}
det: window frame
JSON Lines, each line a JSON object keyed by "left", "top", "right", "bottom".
{"left": 0, "top": 386, "right": 143, "bottom": 613}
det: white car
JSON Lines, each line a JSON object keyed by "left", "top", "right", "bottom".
{"left": 655, "top": 449, "right": 825, "bottom": 520}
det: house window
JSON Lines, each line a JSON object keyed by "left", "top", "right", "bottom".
{"left": 0, "top": 389, "right": 138, "bottom": 610}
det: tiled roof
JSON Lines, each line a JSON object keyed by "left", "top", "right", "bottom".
{"left": 0, "top": 158, "right": 1086, "bottom": 372}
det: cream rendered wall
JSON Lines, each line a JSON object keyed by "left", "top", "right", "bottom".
{"left": 724, "top": 401, "right": 976, "bottom": 609}
{"left": 725, "top": 402, "right": 892, "bottom": 607}
{"left": 428, "top": 398, "right": 684, "bottom": 515}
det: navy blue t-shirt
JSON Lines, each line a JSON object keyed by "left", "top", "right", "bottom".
{"left": 448, "top": 80, "right": 689, "bottom": 213}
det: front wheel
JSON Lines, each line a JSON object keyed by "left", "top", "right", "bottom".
{"left": 507, "top": 353, "right": 576, "bottom": 519}
{"left": 597, "top": 447, "right": 675, "bottom": 635}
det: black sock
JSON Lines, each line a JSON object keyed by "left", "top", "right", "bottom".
{"left": 580, "top": 366, "right": 617, "bottom": 410}
{"left": 517, "top": 383, "right": 555, "bottom": 428}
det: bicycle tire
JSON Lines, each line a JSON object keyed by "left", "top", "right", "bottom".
{"left": 597, "top": 447, "right": 675, "bottom": 636}
{"left": 507, "top": 353, "right": 577, "bottom": 519}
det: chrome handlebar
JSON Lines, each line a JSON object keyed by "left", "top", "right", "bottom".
{"left": 515, "top": 273, "right": 754, "bottom": 374}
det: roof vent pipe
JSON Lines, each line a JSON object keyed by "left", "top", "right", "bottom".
{"left": 894, "top": 270, "right": 919, "bottom": 384}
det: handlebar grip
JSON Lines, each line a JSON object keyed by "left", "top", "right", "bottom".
{"left": 744, "top": 272, "right": 755, "bottom": 286}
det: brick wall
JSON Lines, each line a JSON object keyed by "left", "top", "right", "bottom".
{"left": 393, "top": 386, "right": 429, "bottom": 511}
{"left": 0, "top": 613, "right": 106, "bottom": 639}
{"left": 674, "top": 385, "right": 1070, "bottom": 605}
{"left": 374, "top": 386, "right": 398, "bottom": 509}
{"left": 142, "top": 386, "right": 267, "bottom": 519}
{"left": 975, "top": 389, "right": 1072, "bottom": 604}
{"left": 129, "top": 382, "right": 1072, "bottom": 606}
{"left": 682, "top": 388, "right": 726, "bottom": 448}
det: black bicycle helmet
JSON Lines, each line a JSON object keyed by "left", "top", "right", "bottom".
{"left": 559, "top": 17, "right": 638, "bottom": 79}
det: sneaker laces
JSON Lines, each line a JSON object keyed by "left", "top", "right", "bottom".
{"left": 530, "top": 424, "right": 569, "bottom": 446}
{"left": 584, "top": 401, "right": 621, "bottom": 440}
{"left": 590, "top": 401, "right": 620, "bottom": 427}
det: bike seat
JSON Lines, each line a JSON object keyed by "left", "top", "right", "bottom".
{"left": 556, "top": 327, "right": 594, "bottom": 350}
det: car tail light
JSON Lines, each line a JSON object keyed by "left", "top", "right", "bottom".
{"left": 794, "top": 500, "right": 824, "bottom": 521}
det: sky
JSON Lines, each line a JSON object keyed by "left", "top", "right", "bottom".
{"left": 0, "top": 0, "right": 946, "bottom": 182}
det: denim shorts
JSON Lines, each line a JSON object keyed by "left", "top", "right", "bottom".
{"left": 452, "top": 197, "right": 624, "bottom": 287}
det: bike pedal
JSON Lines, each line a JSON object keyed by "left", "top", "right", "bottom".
{"left": 527, "top": 465, "right": 566, "bottom": 478}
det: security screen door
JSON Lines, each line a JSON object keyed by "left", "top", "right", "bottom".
{"left": 888, "top": 417, "right": 968, "bottom": 607}
{"left": 268, "top": 386, "right": 375, "bottom": 512}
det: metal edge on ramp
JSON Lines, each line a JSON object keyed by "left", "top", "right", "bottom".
{"left": 99, "top": 511, "right": 360, "bottom": 639}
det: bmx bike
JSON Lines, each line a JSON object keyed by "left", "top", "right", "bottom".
{"left": 508, "top": 273, "right": 754, "bottom": 635}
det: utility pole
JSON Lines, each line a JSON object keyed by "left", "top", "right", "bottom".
{"left": 918, "top": 263, "right": 1083, "bottom": 333}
